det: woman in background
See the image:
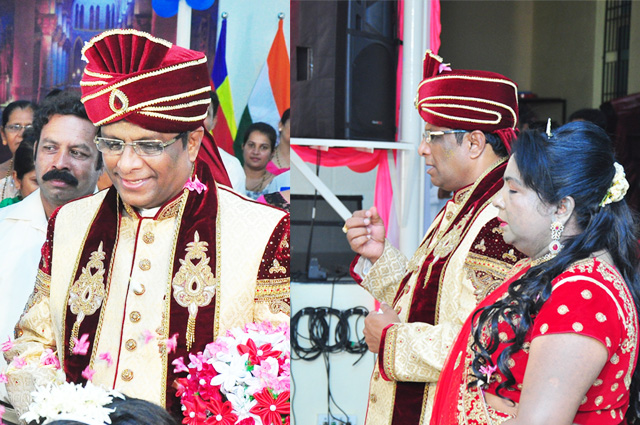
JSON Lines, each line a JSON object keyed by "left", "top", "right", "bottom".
{"left": 431, "top": 121, "right": 640, "bottom": 425}
{"left": 243, "top": 122, "right": 289, "bottom": 200}
{"left": 0, "top": 100, "right": 37, "bottom": 201}
{"left": 0, "top": 129, "right": 38, "bottom": 208}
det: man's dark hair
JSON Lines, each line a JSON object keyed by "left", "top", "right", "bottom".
{"left": 210, "top": 91, "right": 219, "bottom": 115}
{"left": 2, "top": 100, "right": 37, "bottom": 127}
{"left": 13, "top": 128, "right": 37, "bottom": 179}
{"left": 243, "top": 122, "right": 277, "bottom": 151}
{"left": 455, "top": 131, "right": 508, "bottom": 158}
{"left": 32, "top": 90, "right": 102, "bottom": 169}
{"left": 568, "top": 108, "right": 608, "bottom": 130}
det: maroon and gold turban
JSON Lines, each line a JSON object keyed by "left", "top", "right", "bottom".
{"left": 415, "top": 50, "right": 519, "bottom": 150}
{"left": 80, "top": 29, "right": 211, "bottom": 132}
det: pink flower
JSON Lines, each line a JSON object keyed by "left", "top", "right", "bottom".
{"left": 438, "top": 63, "right": 452, "bottom": 73}
{"left": 143, "top": 329, "right": 157, "bottom": 344}
{"left": 172, "top": 357, "right": 189, "bottom": 374}
{"left": 0, "top": 404, "right": 5, "bottom": 422}
{"left": 82, "top": 365, "right": 96, "bottom": 381}
{"left": 188, "top": 353, "right": 204, "bottom": 371}
{"left": 98, "top": 352, "right": 113, "bottom": 367}
{"left": 40, "top": 349, "right": 61, "bottom": 368}
{"left": 72, "top": 334, "right": 90, "bottom": 356}
{"left": 0, "top": 373, "right": 8, "bottom": 384}
{"left": 205, "top": 339, "right": 229, "bottom": 356}
{"left": 1, "top": 336, "right": 13, "bottom": 352}
{"left": 183, "top": 176, "right": 207, "bottom": 194}
{"left": 479, "top": 364, "right": 498, "bottom": 384}
{"left": 12, "top": 357, "right": 26, "bottom": 369}
{"left": 166, "top": 333, "right": 178, "bottom": 354}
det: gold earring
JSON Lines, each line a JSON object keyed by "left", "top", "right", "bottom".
{"left": 549, "top": 221, "right": 564, "bottom": 254}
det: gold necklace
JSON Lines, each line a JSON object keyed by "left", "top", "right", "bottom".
{"left": 1, "top": 158, "right": 13, "bottom": 200}
{"left": 273, "top": 148, "right": 282, "bottom": 168}
{"left": 530, "top": 251, "right": 557, "bottom": 268}
{"left": 248, "top": 172, "right": 268, "bottom": 192}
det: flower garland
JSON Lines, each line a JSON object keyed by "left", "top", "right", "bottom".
{"left": 21, "top": 381, "right": 124, "bottom": 425}
{"left": 174, "top": 322, "right": 290, "bottom": 425}
{"left": 600, "top": 162, "right": 629, "bottom": 207}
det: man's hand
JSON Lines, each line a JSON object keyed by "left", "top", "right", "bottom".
{"left": 363, "top": 302, "right": 400, "bottom": 353}
{"left": 344, "top": 206, "right": 386, "bottom": 264}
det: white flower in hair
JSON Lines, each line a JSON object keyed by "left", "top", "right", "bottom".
{"left": 600, "top": 162, "right": 629, "bottom": 207}
{"left": 21, "top": 381, "right": 124, "bottom": 425}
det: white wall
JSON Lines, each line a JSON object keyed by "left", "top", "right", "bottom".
{"left": 291, "top": 282, "right": 377, "bottom": 425}
{"left": 218, "top": 0, "right": 290, "bottom": 125}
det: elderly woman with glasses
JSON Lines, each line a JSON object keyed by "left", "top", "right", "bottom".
{"left": 0, "top": 100, "right": 37, "bottom": 201}
{"left": 431, "top": 121, "right": 640, "bottom": 425}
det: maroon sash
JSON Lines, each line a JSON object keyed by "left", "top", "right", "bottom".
{"left": 388, "top": 160, "right": 511, "bottom": 425}
{"left": 61, "top": 161, "right": 220, "bottom": 415}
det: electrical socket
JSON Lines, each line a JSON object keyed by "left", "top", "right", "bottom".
{"left": 316, "top": 414, "right": 357, "bottom": 425}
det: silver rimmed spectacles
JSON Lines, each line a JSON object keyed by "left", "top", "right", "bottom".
{"left": 422, "top": 129, "right": 467, "bottom": 144}
{"left": 4, "top": 124, "right": 33, "bottom": 133}
{"left": 94, "top": 133, "right": 186, "bottom": 157}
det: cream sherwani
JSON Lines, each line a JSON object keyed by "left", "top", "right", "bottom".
{"left": 4, "top": 184, "right": 290, "bottom": 418}
{"left": 352, "top": 161, "right": 524, "bottom": 425}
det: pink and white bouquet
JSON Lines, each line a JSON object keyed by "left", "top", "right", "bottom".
{"left": 173, "top": 322, "right": 290, "bottom": 425}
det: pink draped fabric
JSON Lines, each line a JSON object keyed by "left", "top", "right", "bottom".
{"left": 430, "top": 0, "right": 442, "bottom": 54}
{"left": 292, "top": 146, "right": 393, "bottom": 231}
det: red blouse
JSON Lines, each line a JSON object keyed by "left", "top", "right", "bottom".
{"left": 481, "top": 258, "right": 638, "bottom": 424}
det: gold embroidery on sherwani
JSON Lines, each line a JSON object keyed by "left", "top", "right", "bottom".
{"left": 465, "top": 252, "right": 512, "bottom": 303}
{"left": 256, "top": 278, "right": 290, "bottom": 315}
{"left": 280, "top": 234, "right": 289, "bottom": 249}
{"left": 68, "top": 242, "right": 107, "bottom": 352}
{"left": 172, "top": 230, "right": 217, "bottom": 351}
{"left": 269, "top": 259, "right": 286, "bottom": 274}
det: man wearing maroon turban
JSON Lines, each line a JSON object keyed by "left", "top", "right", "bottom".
{"left": 344, "top": 50, "right": 525, "bottom": 424}
{"left": 5, "top": 30, "right": 290, "bottom": 418}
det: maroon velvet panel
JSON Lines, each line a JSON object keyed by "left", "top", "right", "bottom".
{"left": 63, "top": 187, "right": 120, "bottom": 384}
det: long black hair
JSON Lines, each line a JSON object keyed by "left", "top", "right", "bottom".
{"left": 469, "top": 121, "right": 640, "bottom": 422}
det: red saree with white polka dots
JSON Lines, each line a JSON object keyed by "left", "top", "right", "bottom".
{"left": 431, "top": 257, "right": 639, "bottom": 425}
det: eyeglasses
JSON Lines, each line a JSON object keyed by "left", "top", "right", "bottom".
{"left": 4, "top": 124, "right": 33, "bottom": 133}
{"left": 422, "top": 129, "right": 467, "bottom": 144}
{"left": 94, "top": 133, "right": 186, "bottom": 157}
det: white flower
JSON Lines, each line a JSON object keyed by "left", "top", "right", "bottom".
{"left": 225, "top": 387, "right": 258, "bottom": 419}
{"left": 601, "top": 162, "right": 629, "bottom": 206}
{"left": 21, "top": 381, "right": 124, "bottom": 425}
{"left": 210, "top": 353, "right": 251, "bottom": 392}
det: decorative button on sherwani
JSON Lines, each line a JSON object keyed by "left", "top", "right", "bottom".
{"left": 121, "top": 369, "right": 134, "bottom": 381}
{"left": 142, "top": 231, "right": 155, "bottom": 244}
{"left": 130, "top": 311, "right": 141, "bottom": 323}
{"left": 139, "top": 259, "right": 151, "bottom": 271}
{"left": 125, "top": 339, "right": 137, "bottom": 351}
{"left": 132, "top": 282, "right": 145, "bottom": 295}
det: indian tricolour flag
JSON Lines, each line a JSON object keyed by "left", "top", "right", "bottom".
{"left": 233, "top": 18, "right": 290, "bottom": 160}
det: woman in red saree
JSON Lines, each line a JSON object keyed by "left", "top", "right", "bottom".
{"left": 431, "top": 121, "right": 640, "bottom": 425}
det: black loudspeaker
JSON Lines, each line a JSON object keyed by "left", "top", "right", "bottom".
{"left": 292, "top": 0, "right": 397, "bottom": 141}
